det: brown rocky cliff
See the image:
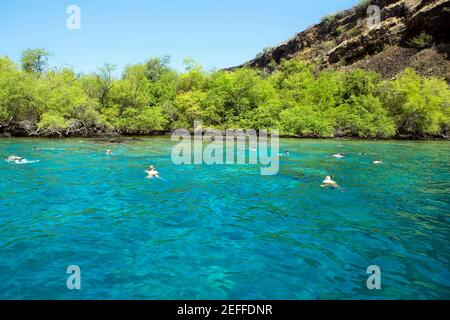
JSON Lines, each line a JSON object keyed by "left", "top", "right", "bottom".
{"left": 229, "top": 0, "right": 450, "bottom": 81}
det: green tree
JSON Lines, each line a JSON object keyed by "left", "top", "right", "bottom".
{"left": 145, "top": 55, "right": 171, "bottom": 82}
{"left": 0, "top": 60, "right": 42, "bottom": 127}
{"left": 20, "top": 48, "right": 50, "bottom": 74}
{"left": 171, "top": 90, "right": 206, "bottom": 129}
{"left": 97, "top": 63, "right": 117, "bottom": 107}
{"left": 280, "top": 104, "right": 334, "bottom": 137}
{"left": 37, "top": 112, "right": 69, "bottom": 136}
{"left": 331, "top": 95, "right": 395, "bottom": 138}
{"left": 381, "top": 68, "right": 450, "bottom": 136}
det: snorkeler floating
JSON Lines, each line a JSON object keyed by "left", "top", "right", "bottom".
{"left": 321, "top": 175, "right": 339, "bottom": 188}
{"left": 145, "top": 165, "right": 160, "bottom": 179}
{"left": 332, "top": 153, "right": 344, "bottom": 158}
{"left": 7, "top": 155, "right": 24, "bottom": 162}
{"left": 106, "top": 149, "right": 113, "bottom": 155}
{"left": 6, "top": 155, "right": 39, "bottom": 164}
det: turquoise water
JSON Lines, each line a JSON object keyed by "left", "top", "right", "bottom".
{"left": 0, "top": 137, "right": 449, "bottom": 299}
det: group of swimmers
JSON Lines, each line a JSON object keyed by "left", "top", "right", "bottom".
{"left": 322, "top": 152, "right": 383, "bottom": 189}
{"left": 332, "top": 152, "right": 382, "bottom": 163}
{"left": 8, "top": 148, "right": 160, "bottom": 179}
{"left": 9, "top": 146, "right": 383, "bottom": 184}
{"left": 107, "top": 147, "right": 383, "bottom": 184}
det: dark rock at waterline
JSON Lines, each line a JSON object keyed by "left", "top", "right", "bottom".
{"left": 0, "top": 124, "right": 447, "bottom": 140}
{"left": 0, "top": 123, "right": 169, "bottom": 139}
{"left": 0, "top": 124, "right": 29, "bottom": 137}
{"left": 92, "top": 137, "right": 144, "bottom": 144}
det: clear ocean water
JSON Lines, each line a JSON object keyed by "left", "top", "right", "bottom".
{"left": 0, "top": 137, "right": 449, "bottom": 299}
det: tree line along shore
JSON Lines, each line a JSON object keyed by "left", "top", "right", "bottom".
{"left": 0, "top": 49, "right": 448, "bottom": 139}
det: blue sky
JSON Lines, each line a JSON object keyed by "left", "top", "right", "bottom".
{"left": 0, "top": 0, "right": 359, "bottom": 75}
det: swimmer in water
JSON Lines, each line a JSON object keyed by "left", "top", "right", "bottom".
{"left": 145, "top": 165, "right": 160, "bottom": 179}
{"left": 106, "top": 149, "right": 112, "bottom": 155}
{"left": 373, "top": 160, "right": 383, "bottom": 164}
{"left": 321, "top": 175, "right": 339, "bottom": 188}
{"left": 332, "top": 153, "right": 344, "bottom": 158}
{"left": 7, "top": 155, "right": 24, "bottom": 162}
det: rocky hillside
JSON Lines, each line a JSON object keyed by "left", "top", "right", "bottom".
{"left": 230, "top": 0, "right": 450, "bottom": 81}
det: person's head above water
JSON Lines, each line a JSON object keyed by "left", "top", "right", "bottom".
{"left": 325, "top": 175, "right": 332, "bottom": 180}
{"left": 149, "top": 165, "right": 155, "bottom": 170}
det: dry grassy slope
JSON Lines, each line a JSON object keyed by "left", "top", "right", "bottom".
{"left": 230, "top": 0, "right": 450, "bottom": 81}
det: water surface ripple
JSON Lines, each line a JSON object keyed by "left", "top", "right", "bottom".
{"left": 0, "top": 138, "right": 449, "bottom": 299}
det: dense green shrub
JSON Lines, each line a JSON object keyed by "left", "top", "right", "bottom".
{"left": 408, "top": 32, "right": 434, "bottom": 49}
{"left": 0, "top": 50, "right": 449, "bottom": 137}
